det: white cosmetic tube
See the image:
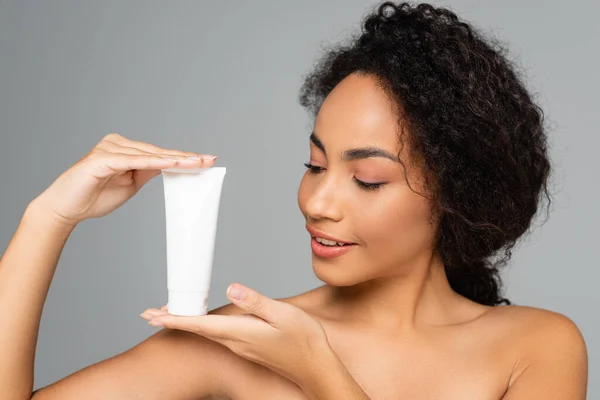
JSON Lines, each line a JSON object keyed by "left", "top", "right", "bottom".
{"left": 160, "top": 166, "right": 226, "bottom": 316}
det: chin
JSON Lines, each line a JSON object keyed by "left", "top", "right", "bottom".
{"left": 311, "top": 258, "right": 365, "bottom": 287}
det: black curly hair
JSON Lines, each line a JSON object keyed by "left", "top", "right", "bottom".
{"left": 298, "top": 1, "right": 553, "bottom": 306}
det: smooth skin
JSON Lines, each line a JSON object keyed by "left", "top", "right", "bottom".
{"left": 0, "top": 74, "right": 588, "bottom": 399}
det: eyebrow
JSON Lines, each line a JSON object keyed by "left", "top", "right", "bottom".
{"left": 309, "top": 132, "right": 399, "bottom": 163}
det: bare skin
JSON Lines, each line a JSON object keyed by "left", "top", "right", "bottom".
{"left": 203, "top": 287, "right": 585, "bottom": 399}
{"left": 0, "top": 73, "right": 587, "bottom": 400}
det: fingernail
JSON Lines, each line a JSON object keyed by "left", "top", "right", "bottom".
{"left": 228, "top": 285, "right": 245, "bottom": 301}
{"left": 148, "top": 320, "right": 164, "bottom": 327}
{"left": 203, "top": 155, "right": 217, "bottom": 160}
{"left": 186, "top": 156, "right": 203, "bottom": 160}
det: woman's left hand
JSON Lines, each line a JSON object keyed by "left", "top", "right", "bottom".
{"left": 140, "top": 283, "right": 332, "bottom": 386}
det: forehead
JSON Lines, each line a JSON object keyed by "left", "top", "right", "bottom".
{"left": 313, "top": 73, "right": 402, "bottom": 154}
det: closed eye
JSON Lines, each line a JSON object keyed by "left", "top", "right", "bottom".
{"left": 303, "top": 162, "right": 324, "bottom": 173}
{"left": 303, "top": 162, "right": 387, "bottom": 191}
{"left": 353, "top": 178, "right": 385, "bottom": 190}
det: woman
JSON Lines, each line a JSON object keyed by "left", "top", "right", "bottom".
{"left": 0, "top": 2, "right": 588, "bottom": 399}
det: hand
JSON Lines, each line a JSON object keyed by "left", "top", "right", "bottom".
{"left": 140, "top": 284, "right": 332, "bottom": 386}
{"left": 31, "top": 133, "right": 216, "bottom": 227}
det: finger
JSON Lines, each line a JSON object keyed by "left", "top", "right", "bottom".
{"left": 147, "top": 314, "right": 247, "bottom": 339}
{"left": 132, "top": 154, "right": 216, "bottom": 188}
{"left": 140, "top": 308, "right": 169, "bottom": 319}
{"left": 89, "top": 151, "right": 212, "bottom": 178}
{"left": 226, "top": 284, "right": 290, "bottom": 325}
{"left": 86, "top": 152, "right": 173, "bottom": 178}
{"left": 96, "top": 140, "right": 165, "bottom": 156}
{"left": 98, "top": 134, "right": 218, "bottom": 169}
{"left": 99, "top": 143, "right": 219, "bottom": 169}
{"left": 98, "top": 140, "right": 216, "bottom": 163}
{"left": 161, "top": 305, "right": 168, "bottom": 311}
{"left": 101, "top": 133, "right": 215, "bottom": 159}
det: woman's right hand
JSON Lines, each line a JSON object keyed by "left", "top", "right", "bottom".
{"left": 31, "top": 132, "right": 216, "bottom": 227}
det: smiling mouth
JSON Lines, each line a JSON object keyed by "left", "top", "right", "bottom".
{"left": 310, "top": 236, "right": 357, "bottom": 259}
{"left": 312, "top": 236, "right": 354, "bottom": 247}
{"left": 306, "top": 225, "right": 357, "bottom": 247}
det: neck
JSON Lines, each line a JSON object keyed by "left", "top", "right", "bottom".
{"left": 324, "top": 252, "right": 484, "bottom": 333}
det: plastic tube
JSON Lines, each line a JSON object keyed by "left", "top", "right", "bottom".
{"left": 160, "top": 166, "right": 226, "bottom": 316}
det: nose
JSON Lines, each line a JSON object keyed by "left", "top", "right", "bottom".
{"left": 303, "top": 175, "right": 343, "bottom": 222}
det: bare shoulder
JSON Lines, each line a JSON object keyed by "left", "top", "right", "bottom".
{"left": 483, "top": 303, "right": 586, "bottom": 344}
{"left": 482, "top": 304, "right": 588, "bottom": 395}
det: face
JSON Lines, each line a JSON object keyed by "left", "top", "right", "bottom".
{"left": 297, "top": 73, "right": 437, "bottom": 286}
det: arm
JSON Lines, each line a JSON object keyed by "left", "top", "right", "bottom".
{"left": 0, "top": 201, "right": 233, "bottom": 400}
{"left": 0, "top": 201, "right": 74, "bottom": 399}
{"left": 32, "top": 328, "right": 233, "bottom": 399}
{"left": 0, "top": 132, "right": 222, "bottom": 399}
{"left": 502, "top": 313, "right": 588, "bottom": 399}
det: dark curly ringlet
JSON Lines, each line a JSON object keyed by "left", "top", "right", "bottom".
{"left": 298, "top": 1, "right": 553, "bottom": 306}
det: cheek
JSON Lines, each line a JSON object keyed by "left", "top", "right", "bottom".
{"left": 360, "top": 188, "right": 434, "bottom": 253}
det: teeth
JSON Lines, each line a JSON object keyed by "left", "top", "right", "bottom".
{"left": 315, "top": 237, "right": 347, "bottom": 246}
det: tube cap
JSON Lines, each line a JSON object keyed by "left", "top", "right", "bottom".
{"left": 168, "top": 291, "right": 209, "bottom": 316}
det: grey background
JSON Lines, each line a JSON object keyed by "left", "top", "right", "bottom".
{"left": 0, "top": 0, "right": 597, "bottom": 396}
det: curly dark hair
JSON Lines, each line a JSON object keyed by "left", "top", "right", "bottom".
{"left": 298, "top": 1, "right": 553, "bottom": 306}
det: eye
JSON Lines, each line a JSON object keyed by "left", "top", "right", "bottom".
{"left": 303, "top": 162, "right": 325, "bottom": 173}
{"left": 304, "top": 162, "right": 386, "bottom": 190}
{"left": 353, "top": 177, "right": 386, "bottom": 191}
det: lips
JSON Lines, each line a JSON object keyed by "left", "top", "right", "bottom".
{"left": 310, "top": 237, "right": 357, "bottom": 258}
{"left": 306, "top": 225, "right": 357, "bottom": 259}
{"left": 305, "top": 225, "right": 354, "bottom": 244}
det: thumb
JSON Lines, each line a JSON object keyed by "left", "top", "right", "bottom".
{"left": 227, "top": 283, "right": 277, "bottom": 323}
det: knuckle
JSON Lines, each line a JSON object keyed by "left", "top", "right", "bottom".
{"left": 87, "top": 148, "right": 115, "bottom": 164}
{"left": 104, "top": 132, "right": 121, "bottom": 139}
{"left": 246, "top": 296, "right": 262, "bottom": 312}
{"left": 95, "top": 140, "right": 112, "bottom": 150}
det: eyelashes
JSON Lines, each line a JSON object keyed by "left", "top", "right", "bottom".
{"left": 303, "top": 162, "right": 386, "bottom": 191}
{"left": 303, "top": 162, "right": 324, "bottom": 174}
{"left": 355, "top": 179, "right": 385, "bottom": 190}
